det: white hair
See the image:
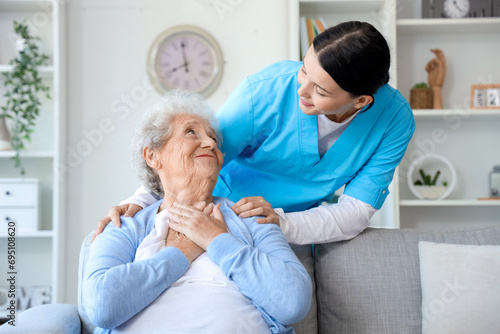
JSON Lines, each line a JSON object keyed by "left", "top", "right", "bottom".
{"left": 130, "top": 89, "right": 221, "bottom": 197}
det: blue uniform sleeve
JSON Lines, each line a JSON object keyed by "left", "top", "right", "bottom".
{"left": 217, "top": 77, "right": 255, "bottom": 167}
{"left": 344, "top": 104, "right": 415, "bottom": 209}
{"left": 206, "top": 218, "right": 312, "bottom": 332}
{"left": 83, "top": 219, "right": 189, "bottom": 329}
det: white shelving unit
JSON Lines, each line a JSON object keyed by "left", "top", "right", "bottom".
{"left": 0, "top": 0, "right": 65, "bottom": 314}
{"left": 396, "top": 3, "right": 500, "bottom": 229}
{"left": 289, "top": 0, "right": 500, "bottom": 229}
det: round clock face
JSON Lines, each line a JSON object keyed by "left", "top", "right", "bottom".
{"left": 443, "top": 0, "right": 470, "bottom": 18}
{"left": 147, "top": 26, "right": 223, "bottom": 97}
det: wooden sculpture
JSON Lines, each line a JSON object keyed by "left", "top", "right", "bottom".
{"left": 425, "top": 49, "right": 446, "bottom": 109}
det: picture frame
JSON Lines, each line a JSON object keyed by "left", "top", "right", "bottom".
{"left": 470, "top": 84, "right": 500, "bottom": 109}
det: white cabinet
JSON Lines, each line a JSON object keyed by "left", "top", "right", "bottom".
{"left": 0, "top": 0, "right": 65, "bottom": 315}
{"left": 289, "top": 0, "right": 500, "bottom": 229}
{"left": 0, "top": 178, "right": 40, "bottom": 231}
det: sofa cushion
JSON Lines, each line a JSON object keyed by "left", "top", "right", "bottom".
{"left": 314, "top": 226, "right": 500, "bottom": 334}
{"left": 290, "top": 244, "right": 318, "bottom": 334}
{"left": 419, "top": 241, "right": 500, "bottom": 333}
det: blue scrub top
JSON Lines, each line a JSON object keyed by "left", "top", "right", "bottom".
{"left": 213, "top": 61, "right": 415, "bottom": 212}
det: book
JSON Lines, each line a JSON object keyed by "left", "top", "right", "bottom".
{"left": 315, "top": 18, "right": 325, "bottom": 33}
{"left": 306, "top": 18, "right": 315, "bottom": 49}
{"left": 300, "top": 16, "right": 309, "bottom": 59}
{"left": 299, "top": 17, "right": 328, "bottom": 59}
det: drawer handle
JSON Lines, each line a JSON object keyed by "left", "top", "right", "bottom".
{"left": 5, "top": 191, "right": 10, "bottom": 196}
{"left": 5, "top": 217, "right": 10, "bottom": 221}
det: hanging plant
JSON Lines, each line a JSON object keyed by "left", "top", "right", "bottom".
{"left": 1, "top": 20, "right": 51, "bottom": 175}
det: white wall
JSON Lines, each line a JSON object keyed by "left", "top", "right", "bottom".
{"left": 64, "top": 0, "right": 290, "bottom": 304}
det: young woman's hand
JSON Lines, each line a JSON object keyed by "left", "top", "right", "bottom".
{"left": 167, "top": 202, "right": 228, "bottom": 250}
{"left": 92, "top": 203, "right": 143, "bottom": 242}
{"left": 231, "top": 196, "right": 280, "bottom": 226}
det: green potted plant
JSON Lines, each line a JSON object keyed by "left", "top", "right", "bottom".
{"left": 413, "top": 168, "right": 448, "bottom": 199}
{"left": 1, "top": 20, "right": 51, "bottom": 175}
{"left": 410, "top": 82, "right": 433, "bottom": 109}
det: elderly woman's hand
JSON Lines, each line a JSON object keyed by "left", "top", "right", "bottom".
{"left": 232, "top": 196, "right": 280, "bottom": 226}
{"left": 165, "top": 229, "right": 204, "bottom": 264}
{"left": 168, "top": 202, "right": 228, "bottom": 250}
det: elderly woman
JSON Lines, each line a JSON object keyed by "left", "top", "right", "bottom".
{"left": 84, "top": 90, "right": 312, "bottom": 334}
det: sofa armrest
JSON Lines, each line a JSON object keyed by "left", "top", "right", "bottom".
{"left": 0, "top": 304, "right": 81, "bottom": 334}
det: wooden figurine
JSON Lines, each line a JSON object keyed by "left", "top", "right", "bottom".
{"left": 425, "top": 49, "right": 446, "bottom": 109}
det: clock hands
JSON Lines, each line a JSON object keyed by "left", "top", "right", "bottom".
{"left": 165, "top": 62, "right": 189, "bottom": 76}
{"left": 180, "top": 41, "right": 189, "bottom": 73}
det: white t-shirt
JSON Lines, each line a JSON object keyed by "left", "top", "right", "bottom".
{"left": 317, "top": 112, "right": 359, "bottom": 158}
{"left": 112, "top": 210, "right": 269, "bottom": 334}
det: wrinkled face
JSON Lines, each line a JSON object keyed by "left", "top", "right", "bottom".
{"left": 157, "top": 114, "right": 223, "bottom": 183}
{"left": 297, "top": 46, "right": 358, "bottom": 121}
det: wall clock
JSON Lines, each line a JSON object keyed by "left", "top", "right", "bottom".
{"left": 422, "top": 0, "right": 476, "bottom": 18}
{"left": 443, "top": 0, "right": 470, "bottom": 18}
{"left": 147, "top": 25, "right": 224, "bottom": 97}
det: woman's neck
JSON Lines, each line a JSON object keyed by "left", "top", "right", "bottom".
{"left": 326, "top": 105, "right": 360, "bottom": 123}
{"left": 159, "top": 176, "right": 214, "bottom": 212}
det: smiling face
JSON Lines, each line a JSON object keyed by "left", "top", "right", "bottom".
{"left": 297, "top": 46, "right": 372, "bottom": 123}
{"left": 153, "top": 114, "right": 223, "bottom": 188}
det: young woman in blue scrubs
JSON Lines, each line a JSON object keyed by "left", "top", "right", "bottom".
{"left": 95, "top": 21, "right": 415, "bottom": 244}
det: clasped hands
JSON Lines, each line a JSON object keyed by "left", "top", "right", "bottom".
{"left": 166, "top": 201, "right": 227, "bottom": 263}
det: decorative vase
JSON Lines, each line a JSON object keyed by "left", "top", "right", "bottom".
{"left": 410, "top": 88, "right": 433, "bottom": 109}
{"left": 0, "top": 117, "right": 12, "bottom": 150}
{"left": 414, "top": 185, "right": 447, "bottom": 199}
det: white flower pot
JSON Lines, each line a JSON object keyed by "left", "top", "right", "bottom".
{"left": 0, "top": 117, "right": 12, "bottom": 150}
{"left": 15, "top": 38, "right": 27, "bottom": 53}
{"left": 407, "top": 154, "right": 457, "bottom": 200}
{"left": 414, "top": 185, "right": 447, "bottom": 200}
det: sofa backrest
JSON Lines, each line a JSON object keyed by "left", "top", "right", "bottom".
{"left": 289, "top": 244, "right": 318, "bottom": 333}
{"left": 77, "top": 232, "right": 96, "bottom": 334}
{"left": 313, "top": 226, "right": 500, "bottom": 334}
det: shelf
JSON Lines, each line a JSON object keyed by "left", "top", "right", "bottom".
{"left": 0, "top": 65, "right": 54, "bottom": 73}
{"left": 0, "top": 150, "right": 54, "bottom": 158}
{"left": 397, "top": 18, "right": 500, "bottom": 34}
{"left": 0, "top": 230, "right": 53, "bottom": 238}
{"left": 0, "top": 0, "right": 52, "bottom": 12}
{"left": 412, "top": 109, "right": 500, "bottom": 117}
{"left": 400, "top": 199, "right": 500, "bottom": 207}
{"left": 299, "top": 0, "right": 385, "bottom": 14}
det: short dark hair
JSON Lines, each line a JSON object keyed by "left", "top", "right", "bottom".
{"left": 313, "top": 21, "right": 390, "bottom": 99}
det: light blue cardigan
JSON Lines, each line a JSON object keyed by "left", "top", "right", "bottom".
{"left": 83, "top": 197, "right": 312, "bottom": 333}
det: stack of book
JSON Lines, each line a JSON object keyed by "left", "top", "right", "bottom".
{"left": 300, "top": 17, "right": 327, "bottom": 59}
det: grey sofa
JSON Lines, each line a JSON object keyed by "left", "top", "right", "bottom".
{"left": 3, "top": 225, "right": 500, "bottom": 334}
